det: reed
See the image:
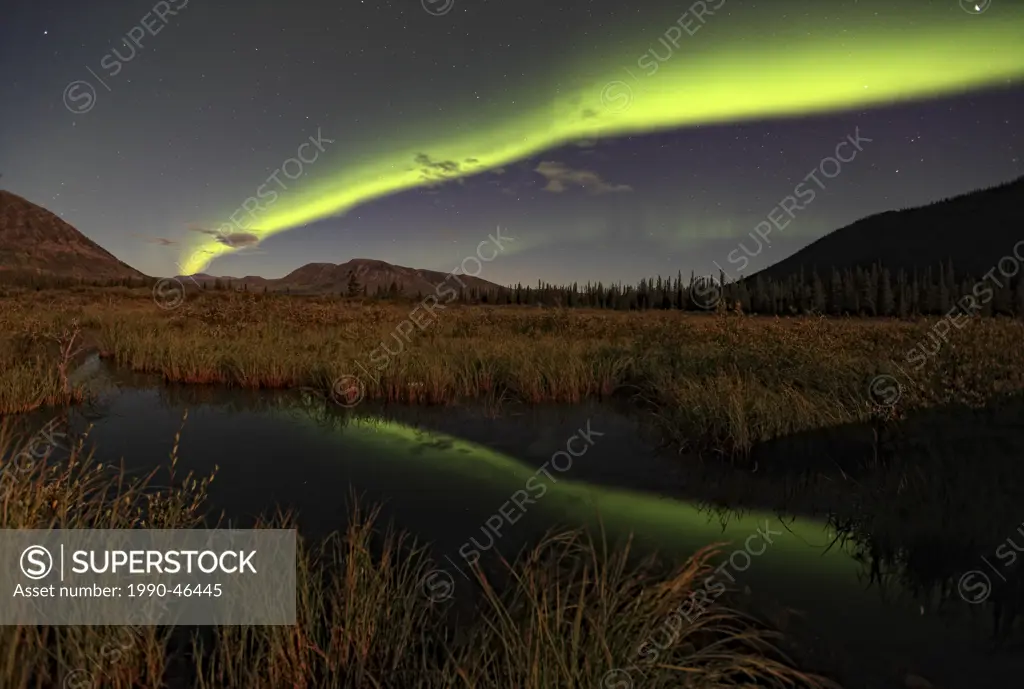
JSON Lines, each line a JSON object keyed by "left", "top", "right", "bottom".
{"left": 0, "top": 420, "right": 837, "bottom": 688}
{"left": 2, "top": 287, "right": 1023, "bottom": 455}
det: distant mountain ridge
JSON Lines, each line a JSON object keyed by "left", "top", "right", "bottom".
{"left": 753, "top": 175, "right": 1024, "bottom": 280}
{"left": 177, "top": 258, "right": 506, "bottom": 296}
{"left": 0, "top": 190, "right": 504, "bottom": 295}
{"left": 5, "top": 176, "right": 1021, "bottom": 297}
{"left": 0, "top": 190, "right": 146, "bottom": 280}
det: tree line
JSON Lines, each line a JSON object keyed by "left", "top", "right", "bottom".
{"left": 5, "top": 260, "right": 1024, "bottom": 318}
{"left": 335, "top": 260, "right": 1024, "bottom": 317}
{"left": 411, "top": 261, "right": 1024, "bottom": 317}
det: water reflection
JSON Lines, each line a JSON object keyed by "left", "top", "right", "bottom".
{"left": 2, "top": 359, "right": 1023, "bottom": 687}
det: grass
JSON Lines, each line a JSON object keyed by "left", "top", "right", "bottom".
{"left": 3, "top": 286, "right": 1019, "bottom": 682}
{"left": 0, "top": 422, "right": 837, "bottom": 688}
{"left": 2, "top": 286, "right": 1024, "bottom": 455}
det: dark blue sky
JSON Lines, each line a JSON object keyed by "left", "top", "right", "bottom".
{"left": 1, "top": 0, "right": 1021, "bottom": 285}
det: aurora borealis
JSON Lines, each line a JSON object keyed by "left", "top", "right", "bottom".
{"left": 2, "top": 0, "right": 1022, "bottom": 283}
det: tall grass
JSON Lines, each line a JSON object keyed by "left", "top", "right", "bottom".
{"left": 0, "top": 421, "right": 838, "bottom": 688}
{"left": 3, "top": 288, "right": 1023, "bottom": 454}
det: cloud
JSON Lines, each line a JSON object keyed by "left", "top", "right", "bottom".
{"left": 414, "top": 153, "right": 464, "bottom": 186}
{"left": 533, "top": 161, "right": 632, "bottom": 195}
{"left": 132, "top": 234, "right": 177, "bottom": 246}
{"left": 216, "top": 232, "right": 260, "bottom": 248}
{"left": 188, "top": 224, "right": 260, "bottom": 248}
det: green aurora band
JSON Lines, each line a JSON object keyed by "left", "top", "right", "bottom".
{"left": 181, "top": 3, "right": 1024, "bottom": 274}
{"left": 300, "top": 414, "right": 975, "bottom": 650}
{"left": 289, "top": 411, "right": 854, "bottom": 571}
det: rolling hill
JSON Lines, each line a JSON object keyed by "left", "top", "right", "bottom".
{"left": 0, "top": 190, "right": 504, "bottom": 295}
{"left": 10, "top": 174, "right": 1020, "bottom": 298}
{"left": 177, "top": 258, "right": 506, "bottom": 296}
{"left": 754, "top": 175, "right": 1024, "bottom": 280}
{"left": 0, "top": 190, "right": 147, "bottom": 281}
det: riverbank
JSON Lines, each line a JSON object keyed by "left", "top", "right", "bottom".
{"left": 0, "top": 427, "right": 836, "bottom": 689}
{"left": 2, "top": 287, "right": 1024, "bottom": 456}
{"left": 7, "top": 374, "right": 1024, "bottom": 687}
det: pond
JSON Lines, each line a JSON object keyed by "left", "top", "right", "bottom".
{"left": 6, "top": 354, "right": 1024, "bottom": 689}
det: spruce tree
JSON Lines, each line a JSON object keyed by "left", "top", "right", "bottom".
{"left": 842, "top": 270, "right": 859, "bottom": 314}
{"left": 895, "top": 270, "right": 908, "bottom": 318}
{"left": 938, "top": 263, "right": 951, "bottom": 313}
{"left": 925, "top": 266, "right": 939, "bottom": 314}
{"left": 909, "top": 270, "right": 920, "bottom": 315}
{"left": 994, "top": 280, "right": 1013, "bottom": 316}
{"left": 878, "top": 266, "right": 894, "bottom": 317}
{"left": 829, "top": 269, "right": 843, "bottom": 315}
{"left": 858, "top": 267, "right": 876, "bottom": 316}
{"left": 735, "top": 280, "right": 751, "bottom": 313}
{"left": 810, "top": 270, "right": 826, "bottom": 313}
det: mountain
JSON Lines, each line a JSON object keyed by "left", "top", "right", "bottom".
{"left": 179, "top": 273, "right": 272, "bottom": 289}
{"left": 0, "top": 190, "right": 146, "bottom": 281}
{"left": 753, "top": 176, "right": 1024, "bottom": 281}
{"left": 177, "top": 258, "right": 506, "bottom": 296}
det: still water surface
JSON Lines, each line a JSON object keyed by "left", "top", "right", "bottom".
{"left": 7, "top": 356, "right": 1022, "bottom": 689}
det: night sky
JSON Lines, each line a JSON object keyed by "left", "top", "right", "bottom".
{"left": 1, "top": 0, "right": 1021, "bottom": 286}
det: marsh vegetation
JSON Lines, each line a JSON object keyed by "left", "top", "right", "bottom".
{"left": 3, "top": 287, "right": 1023, "bottom": 455}
{"left": 3, "top": 286, "right": 1023, "bottom": 687}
